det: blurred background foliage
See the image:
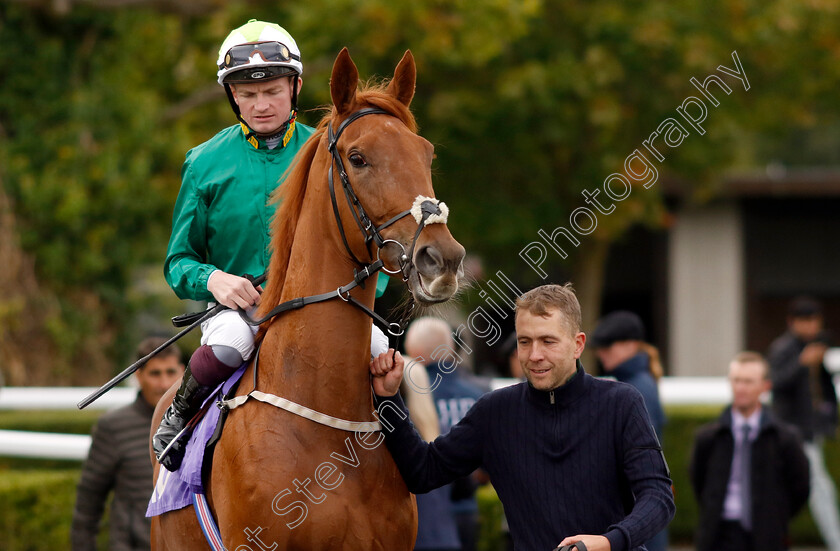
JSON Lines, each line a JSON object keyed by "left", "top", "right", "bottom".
{"left": 1, "top": 0, "right": 839, "bottom": 384}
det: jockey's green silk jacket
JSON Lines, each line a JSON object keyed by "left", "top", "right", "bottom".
{"left": 164, "top": 121, "right": 316, "bottom": 301}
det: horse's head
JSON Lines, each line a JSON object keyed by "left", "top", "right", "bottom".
{"left": 326, "top": 48, "right": 465, "bottom": 304}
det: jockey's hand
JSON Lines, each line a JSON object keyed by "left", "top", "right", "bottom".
{"left": 370, "top": 349, "right": 404, "bottom": 396}
{"left": 556, "top": 535, "right": 610, "bottom": 551}
{"left": 207, "top": 270, "right": 262, "bottom": 310}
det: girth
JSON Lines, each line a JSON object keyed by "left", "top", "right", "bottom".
{"left": 217, "top": 342, "right": 382, "bottom": 432}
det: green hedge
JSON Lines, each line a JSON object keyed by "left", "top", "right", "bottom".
{"left": 663, "top": 405, "right": 716, "bottom": 544}
{"left": 0, "top": 470, "right": 80, "bottom": 550}
{"left": 2, "top": 407, "right": 840, "bottom": 549}
{"left": 0, "top": 409, "right": 102, "bottom": 434}
{"left": 477, "top": 485, "right": 507, "bottom": 551}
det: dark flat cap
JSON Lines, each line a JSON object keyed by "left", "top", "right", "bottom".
{"left": 788, "top": 296, "right": 823, "bottom": 318}
{"left": 590, "top": 311, "right": 645, "bottom": 348}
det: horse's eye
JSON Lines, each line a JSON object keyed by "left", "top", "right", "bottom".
{"left": 348, "top": 153, "right": 367, "bottom": 167}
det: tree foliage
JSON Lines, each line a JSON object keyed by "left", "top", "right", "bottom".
{"left": 1, "top": 0, "right": 838, "bottom": 382}
{"left": 284, "top": 0, "right": 840, "bottom": 336}
{"left": 0, "top": 4, "right": 230, "bottom": 382}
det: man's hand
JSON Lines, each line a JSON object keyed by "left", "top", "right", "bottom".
{"left": 556, "top": 535, "right": 609, "bottom": 551}
{"left": 370, "top": 349, "right": 404, "bottom": 396}
{"left": 207, "top": 271, "right": 262, "bottom": 310}
{"left": 800, "top": 342, "right": 827, "bottom": 368}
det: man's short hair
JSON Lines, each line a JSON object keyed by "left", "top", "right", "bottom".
{"left": 404, "top": 317, "right": 453, "bottom": 359}
{"left": 731, "top": 350, "right": 769, "bottom": 379}
{"left": 515, "top": 283, "right": 581, "bottom": 333}
{"left": 136, "top": 337, "right": 181, "bottom": 364}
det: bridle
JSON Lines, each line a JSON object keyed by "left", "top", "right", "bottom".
{"left": 241, "top": 107, "right": 449, "bottom": 345}
{"left": 328, "top": 107, "right": 447, "bottom": 278}
{"left": 328, "top": 107, "right": 409, "bottom": 270}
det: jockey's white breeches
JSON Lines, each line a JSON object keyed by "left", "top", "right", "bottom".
{"left": 200, "top": 308, "right": 259, "bottom": 360}
{"left": 200, "top": 307, "right": 390, "bottom": 361}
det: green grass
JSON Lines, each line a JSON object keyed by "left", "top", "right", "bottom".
{"left": 0, "top": 409, "right": 103, "bottom": 434}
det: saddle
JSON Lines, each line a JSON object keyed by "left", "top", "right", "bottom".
{"left": 146, "top": 366, "right": 245, "bottom": 518}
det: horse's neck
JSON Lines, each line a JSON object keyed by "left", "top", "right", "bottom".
{"left": 259, "top": 213, "right": 378, "bottom": 421}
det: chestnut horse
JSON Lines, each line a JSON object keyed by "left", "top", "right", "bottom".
{"left": 150, "top": 49, "right": 465, "bottom": 550}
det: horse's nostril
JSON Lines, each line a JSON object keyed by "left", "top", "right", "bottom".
{"left": 415, "top": 245, "right": 445, "bottom": 275}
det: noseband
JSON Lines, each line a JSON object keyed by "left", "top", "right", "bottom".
{"left": 241, "top": 107, "right": 449, "bottom": 343}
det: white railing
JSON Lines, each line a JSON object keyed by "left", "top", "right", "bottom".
{"left": 1, "top": 378, "right": 733, "bottom": 411}
{"left": 8, "top": 370, "right": 840, "bottom": 460}
{"left": 492, "top": 375, "right": 733, "bottom": 404}
{"left": 0, "top": 430, "right": 91, "bottom": 460}
{"left": 3, "top": 346, "right": 838, "bottom": 411}
{"left": 0, "top": 386, "right": 137, "bottom": 410}
{"left": 0, "top": 386, "right": 135, "bottom": 460}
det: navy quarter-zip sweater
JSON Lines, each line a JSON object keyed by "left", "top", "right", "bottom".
{"left": 376, "top": 363, "right": 675, "bottom": 551}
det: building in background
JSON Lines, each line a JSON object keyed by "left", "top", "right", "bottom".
{"left": 599, "top": 168, "right": 840, "bottom": 376}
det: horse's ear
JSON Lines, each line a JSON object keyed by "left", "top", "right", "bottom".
{"left": 387, "top": 50, "right": 416, "bottom": 107}
{"left": 331, "top": 48, "right": 359, "bottom": 116}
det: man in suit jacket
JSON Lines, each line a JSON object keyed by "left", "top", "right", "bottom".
{"left": 690, "top": 351, "right": 810, "bottom": 551}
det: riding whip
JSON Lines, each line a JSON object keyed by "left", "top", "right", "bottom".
{"left": 77, "top": 274, "right": 265, "bottom": 409}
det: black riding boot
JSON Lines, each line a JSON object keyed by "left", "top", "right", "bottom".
{"left": 153, "top": 365, "right": 213, "bottom": 472}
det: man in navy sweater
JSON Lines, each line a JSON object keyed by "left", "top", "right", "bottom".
{"left": 371, "top": 283, "right": 675, "bottom": 551}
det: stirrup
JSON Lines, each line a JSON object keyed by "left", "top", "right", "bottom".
{"left": 155, "top": 412, "right": 203, "bottom": 471}
{"left": 155, "top": 398, "right": 213, "bottom": 470}
{"left": 156, "top": 422, "right": 194, "bottom": 464}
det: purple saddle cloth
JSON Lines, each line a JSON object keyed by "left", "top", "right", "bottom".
{"left": 146, "top": 364, "right": 247, "bottom": 517}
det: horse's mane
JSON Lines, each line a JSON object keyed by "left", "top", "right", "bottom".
{"left": 255, "top": 81, "right": 417, "bottom": 337}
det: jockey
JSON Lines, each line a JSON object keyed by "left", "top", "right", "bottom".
{"left": 154, "top": 20, "right": 389, "bottom": 471}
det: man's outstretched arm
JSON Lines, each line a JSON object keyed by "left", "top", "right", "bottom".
{"left": 370, "top": 350, "right": 484, "bottom": 493}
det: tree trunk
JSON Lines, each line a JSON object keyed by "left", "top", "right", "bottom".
{"left": 571, "top": 237, "right": 610, "bottom": 374}
{"left": 0, "top": 185, "right": 61, "bottom": 385}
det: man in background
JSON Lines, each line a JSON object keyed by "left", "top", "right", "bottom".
{"left": 690, "top": 351, "right": 809, "bottom": 551}
{"left": 768, "top": 296, "right": 840, "bottom": 551}
{"left": 591, "top": 310, "right": 668, "bottom": 551}
{"left": 72, "top": 338, "right": 184, "bottom": 550}
{"left": 591, "top": 310, "right": 665, "bottom": 440}
{"left": 405, "top": 317, "right": 488, "bottom": 551}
